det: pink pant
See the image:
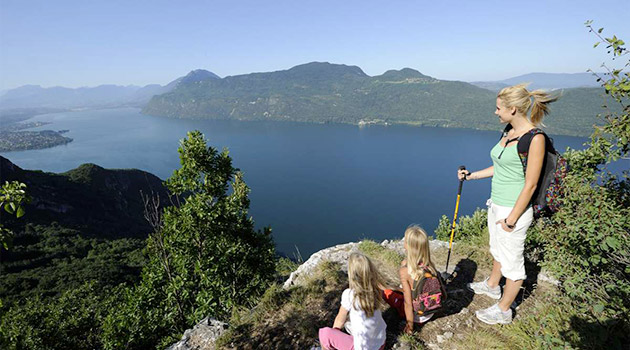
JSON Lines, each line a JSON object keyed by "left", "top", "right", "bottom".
{"left": 318, "top": 327, "right": 385, "bottom": 350}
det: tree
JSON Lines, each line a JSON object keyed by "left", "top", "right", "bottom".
{"left": 103, "top": 130, "right": 276, "bottom": 349}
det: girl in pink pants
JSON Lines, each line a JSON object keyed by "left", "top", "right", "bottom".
{"left": 318, "top": 253, "right": 387, "bottom": 350}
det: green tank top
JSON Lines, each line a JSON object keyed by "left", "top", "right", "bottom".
{"left": 490, "top": 141, "right": 525, "bottom": 207}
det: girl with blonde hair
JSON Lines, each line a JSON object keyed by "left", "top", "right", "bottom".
{"left": 459, "top": 84, "right": 558, "bottom": 324}
{"left": 319, "top": 253, "right": 387, "bottom": 350}
{"left": 398, "top": 225, "right": 444, "bottom": 334}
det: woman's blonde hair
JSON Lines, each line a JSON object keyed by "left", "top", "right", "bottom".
{"left": 347, "top": 253, "right": 387, "bottom": 317}
{"left": 497, "top": 83, "right": 559, "bottom": 126}
{"left": 404, "top": 225, "right": 437, "bottom": 281}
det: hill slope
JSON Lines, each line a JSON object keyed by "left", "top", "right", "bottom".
{"left": 143, "top": 63, "right": 611, "bottom": 136}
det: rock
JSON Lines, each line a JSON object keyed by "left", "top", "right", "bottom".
{"left": 284, "top": 239, "right": 448, "bottom": 289}
{"left": 166, "top": 317, "right": 227, "bottom": 350}
{"left": 538, "top": 270, "right": 560, "bottom": 286}
{"left": 444, "top": 331, "right": 453, "bottom": 340}
{"left": 459, "top": 307, "right": 469, "bottom": 314}
{"left": 436, "top": 335, "right": 445, "bottom": 343}
{"left": 283, "top": 242, "right": 358, "bottom": 288}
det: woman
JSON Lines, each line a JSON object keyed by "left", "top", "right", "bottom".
{"left": 459, "top": 84, "right": 557, "bottom": 324}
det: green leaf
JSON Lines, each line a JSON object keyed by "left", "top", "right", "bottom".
{"left": 16, "top": 206, "right": 25, "bottom": 218}
{"left": 604, "top": 236, "right": 619, "bottom": 249}
{"left": 594, "top": 42, "right": 600, "bottom": 48}
{"left": 598, "top": 28, "right": 604, "bottom": 34}
{"left": 4, "top": 203, "right": 14, "bottom": 214}
{"left": 593, "top": 304, "right": 605, "bottom": 313}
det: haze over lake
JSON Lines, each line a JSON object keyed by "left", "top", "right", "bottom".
{"left": 2, "top": 108, "right": 592, "bottom": 257}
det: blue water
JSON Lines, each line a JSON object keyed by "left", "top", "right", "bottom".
{"left": 2, "top": 108, "right": 597, "bottom": 257}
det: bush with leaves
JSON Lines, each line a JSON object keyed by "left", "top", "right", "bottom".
{"left": 0, "top": 181, "right": 29, "bottom": 251}
{"left": 533, "top": 23, "right": 630, "bottom": 340}
{"left": 103, "top": 130, "right": 276, "bottom": 349}
{"left": 434, "top": 208, "right": 488, "bottom": 242}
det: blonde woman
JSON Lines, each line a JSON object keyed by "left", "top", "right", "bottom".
{"left": 319, "top": 253, "right": 387, "bottom": 350}
{"left": 459, "top": 84, "right": 558, "bottom": 324}
{"left": 399, "top": 225, "right": 445, "bottom": 334}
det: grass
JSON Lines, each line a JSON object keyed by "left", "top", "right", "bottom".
{"left": 215, "top": 261, "right": 347, "bottom": 350}
{"left": 397, "top": 333, "right": 427, "bottom": 349}
{"left": 358, "top": 239, "right": 404, "bottom": 269}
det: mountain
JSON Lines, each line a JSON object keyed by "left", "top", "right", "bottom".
{"left": 0, "top": 156, "right": 169, "bottom": 238}
{"left": 143, "top": 62, "right": 501, "bottom": 131}
{"left": 471, "top": 72, "right": 601, "bottom": 91}
{"left": 0, "top": 156, "right": 171, "bottom": 303}
{"left": 178, "top": 69, "right": 221, "bottom": 84}
{"left": 143, "top": 63, "right": 614, "bottom": 136}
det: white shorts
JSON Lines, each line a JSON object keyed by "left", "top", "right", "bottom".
{"left": 487, "top": 199, "right": 533, "bottom": 281}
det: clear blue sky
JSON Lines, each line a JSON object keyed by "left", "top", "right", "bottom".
{"left": 1, "top": 0, "right": 628, "bottom": 90}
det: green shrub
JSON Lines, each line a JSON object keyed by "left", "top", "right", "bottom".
{"left": 434, "top": 208, "right": 488, "bottom": 241}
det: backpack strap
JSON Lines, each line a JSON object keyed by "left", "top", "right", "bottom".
{"left": 516, "top": 128, "right": 553, "bottom": 174}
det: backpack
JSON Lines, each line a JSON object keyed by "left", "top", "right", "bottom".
{"left": 411, "top": 266, "right": 447, "bottom": 316}
{"left": 502, "top": 125, "right": 569, "bottom": 219}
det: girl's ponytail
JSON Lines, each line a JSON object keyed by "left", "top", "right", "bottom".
{"left": 498, "top": 84, "right": 559, "bottom": 126}
{"left": 529, "top": 89, "right": 559, "bottom": 126}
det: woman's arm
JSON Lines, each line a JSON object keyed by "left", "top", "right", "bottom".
{"left": 332, "top": 306, "right": 349, "bottom": 330}
{"left": 458, "top": 166, "right": 494, "bottom": 181}
{"left": 399, "top": 266, "right": 415, "bottom": 334}
{"left": 499, "top": 134, "right": 545, "bottom": 231}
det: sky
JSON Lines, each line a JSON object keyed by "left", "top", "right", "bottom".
{"left": 1, "top": 0, "right": 629, "bottom": 90}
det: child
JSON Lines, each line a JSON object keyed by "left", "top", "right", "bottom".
{"left": 319, "top": 253, "right": 387, "bottom": 350}
{"left": 397, "top": 225, "right": 445, "bottom": 334}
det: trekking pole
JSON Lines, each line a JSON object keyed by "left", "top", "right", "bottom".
{"left": 441, "top": 165, "right": 466, "bottom": 281}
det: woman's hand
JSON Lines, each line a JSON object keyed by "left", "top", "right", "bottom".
{"left": 496, "top": 218, "right": 515, "bottom": 232}
{"left": 404, "top": 321, "right": 414, "bottom": 335}
{"left": 458, "top": 168, "right": 471, "bottom": 181}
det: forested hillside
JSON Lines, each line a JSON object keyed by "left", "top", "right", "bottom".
{"left": 144, "top": 62, "right": 613, "bottom": 136}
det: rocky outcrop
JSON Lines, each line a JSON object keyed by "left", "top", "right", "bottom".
{"left": 167, "top": 318, "right": 228, "bottom": 350}
{"left": 167, "top": 237, "right": 559, "bottom": 350}
{"left": 283, "top": 239, "right": 448, "bottom": 288}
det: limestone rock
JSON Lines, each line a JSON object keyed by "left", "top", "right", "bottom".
{"left": 166, "top": 318, "right": 227, "bottom": 350}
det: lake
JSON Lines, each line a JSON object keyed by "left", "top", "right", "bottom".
{"left": 2, "top": 108, "right": 594, "bottom": 257}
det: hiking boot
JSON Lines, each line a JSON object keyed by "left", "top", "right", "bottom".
{"left": 466, "top": 277, "right": 501, "bottom": 299}
{"left": 475, "top": 303, "right": 512, "bottom": 325}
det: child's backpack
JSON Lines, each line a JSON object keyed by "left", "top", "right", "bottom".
{"left": 502, "top": 125, "right": 569, "bottom": 219}
{"left": 411, "top": 266, "right": 447, "bottom": 316}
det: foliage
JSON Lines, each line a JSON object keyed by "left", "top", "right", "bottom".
{"left": 0, "top": 181, "right": 29, "bottom": 250}
{"left": 216, "top": 262, "right": 346, "bottom": 350}
{"left": 0, "top": 282, "right": 121, "bottom": 350}
{"left": 103, "top": 130, "right": 276, "bottom": 349}
{"left": 0, "top": 223, "right": 145, "bottom": 305}
{"left": 434, "top": 208, "right": 488, "bottom": 242}
{"left": 532, "top": 23, "right": 630, "bottom": 337}
{"left": 276, "top": 256, "right": 300, "bottom": 280}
